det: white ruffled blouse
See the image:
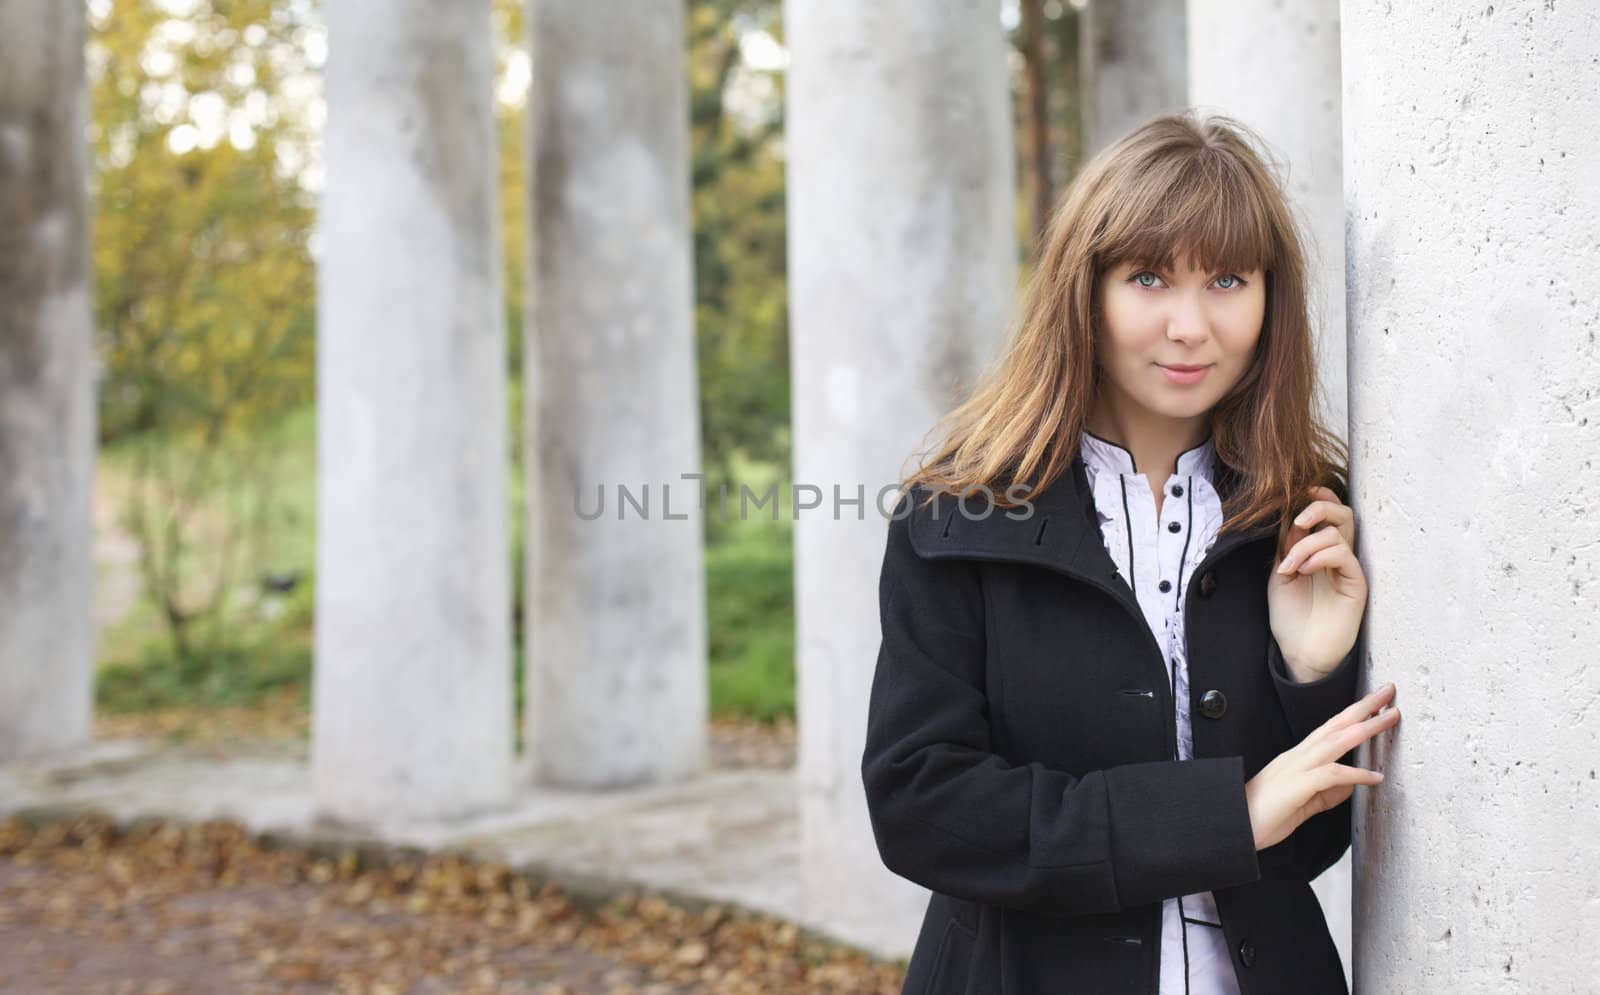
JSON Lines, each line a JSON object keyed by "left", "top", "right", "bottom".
{"left": 1078, "top": 429, "right": 1238, "bottom": 995}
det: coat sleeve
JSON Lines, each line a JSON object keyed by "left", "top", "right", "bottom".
{"left": 860, "top": 506, "right": 1263, "bottom": 917}
{"left": 1266, "top": 630, "right": 1364, "bottom": 882}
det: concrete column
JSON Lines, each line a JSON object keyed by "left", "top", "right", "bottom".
{"left": 1187, "top": 0, "right": 1347, "bottom": 438}
{"left": 784, "top": 0, "right": 1018, "bottom": 955}
{"left": 1082, "top": 0, "right": 1187, "bottom": 156}
{"left": 0, "top": 0, "right": 95, "bottom": 761}
{"left": 313, "top": 0, "right": 513, "bottom": 824}
{"left": 1187, "top": 2, "right": 1351, "bottom": 981}
{"left": 522, "top": 3, "right": 707, "bottom": 787}
{"left": 1342, "top": 2, "right": 1600, "bottom": 990}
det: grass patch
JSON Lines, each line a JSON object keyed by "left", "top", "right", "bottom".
{"left": 706, "top": 533, "right": 794, "bottom": 723}
{"left": 95, "top": 403, "right": 318, "bottom": 715}
{"left": 97, "top": 632, "right": 311, "bottom": 714}
{"left": 704, "top": 450, "right": 795, "bottom": 723}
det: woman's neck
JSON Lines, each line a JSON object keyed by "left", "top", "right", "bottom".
{"left": 1083, "top": 399, "right": 1211, "bottom": 485}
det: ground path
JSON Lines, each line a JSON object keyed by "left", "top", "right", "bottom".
{"left": 1, "top": 718, "right": 904, "bottom": 995}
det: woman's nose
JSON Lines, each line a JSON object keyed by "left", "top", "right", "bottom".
{"left": 1165, "top": 291, "right": 1210, "bottom": 342}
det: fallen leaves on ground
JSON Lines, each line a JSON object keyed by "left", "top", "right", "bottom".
{"left": 0, "top": 812, "right": 905, "bottom": 995}
{"left": 92, "top": 685, "right": 312, "bottom": 753}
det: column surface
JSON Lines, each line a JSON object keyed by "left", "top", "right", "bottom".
{"left": 0, "top": 0, "right": 95, "bottom": 761}
{"left": 314, "top": 0, "right": 512, "bottom": 823}
{"left": 785, "top": 0, "right": 1019, "bottom": 954}
{"left": 522, "top": 2, "right": 708, "bottom": 788}
{"left": 1083, "top": 0, "right": 1188, "bottom": 155}
{"left": 1342, "top": 2, "right": 1600, "bottom": 989}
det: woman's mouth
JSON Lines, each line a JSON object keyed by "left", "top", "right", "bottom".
{"left": 1157, "top": 363, "right": 1212, "bottom": 385}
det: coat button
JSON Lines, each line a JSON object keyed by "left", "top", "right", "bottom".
{"left": 1171, "top": 484, "right": 1184, "bottom": 497}
{"left": 1167, "top": 520, "right": 1181, "bottom": 533}
{"left": 1198, "top": 571, "right": 1217, "bottom": 597}
{"left": 1158, "top": 579, "right": 1172, "bottom": 593}
{"left": 1238, "top": 939, "right": 1256, "bottom": 967}
{"left": 1199, "top": 689, "right": 1227, "bottom": 719}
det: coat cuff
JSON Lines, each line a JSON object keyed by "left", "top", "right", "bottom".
{"left": 1266, "top": 634, "right": 1361, "bottom": 743}
{"left": 1102, "top": 755, "right": 1261, "bottom": 907}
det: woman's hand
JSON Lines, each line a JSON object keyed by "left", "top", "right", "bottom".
{"left": 1267, "top": 484, "right": 1369, "bottom": 680}
{"left": 1245, "top": 682, "right": 1400, "bottom": 851}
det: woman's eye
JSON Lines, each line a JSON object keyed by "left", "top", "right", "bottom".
{"left": 1128, "top": 271, "right": 1247, "bottom": 290}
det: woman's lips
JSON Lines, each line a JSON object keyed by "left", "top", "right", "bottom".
{"left": 1157, "top": 363, "right": 1211, "bottom": 385}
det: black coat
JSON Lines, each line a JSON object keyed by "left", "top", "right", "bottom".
{"left": 862, "top": 451, "right": 1362, "bottom": 995}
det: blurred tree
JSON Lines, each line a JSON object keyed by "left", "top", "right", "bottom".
{"left": 1018, "top": 0, "right": 1054, "bottom": 246}
{"left": 1042, "top": 1, "right": 1084, "bottom": 200}
{"left": 89, "top": 0, "right": 319, "bottom": 667}
{"left": 92, "top": 0, "right": 318, "bottom": 442}
{"left": 491, "top": 0, "right": 526, "bottom": 379}
{"left": 686, "top": 0, "right": 789, "bottom": 513}
{"left": 1009, "top": 0, "right": 1083, "bottom": 259}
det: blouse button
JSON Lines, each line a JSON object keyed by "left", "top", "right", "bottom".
{"left": 1171, "top": 484, "right": 1184, "bottom": 497}
{"left": 1167, "top": 521, "right": 1181, "bottom": 533}
{"left": 1158, "top": 579, "right": 1172, "bottom": 593}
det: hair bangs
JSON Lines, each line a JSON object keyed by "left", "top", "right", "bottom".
{"left": 1096, "top": 154, "right": 1277, "bottom": 277}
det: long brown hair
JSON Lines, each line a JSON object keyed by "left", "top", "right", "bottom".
{"left": 901, "top": 110, "right": 1348, "bottom": 543}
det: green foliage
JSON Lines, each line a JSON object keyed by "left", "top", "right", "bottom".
{"left": 90, "top": 0, "right": 319, "bottom": 444}
{"left": 492, "top": 0, "right": 528, "bottom": 377}
{"left": 698, "top": 446, "right": 794, "bottom": 720}
{"left": 706, "top": 525, "right": 794, "bottom": 723}
{"left": 95, "top": 404, "right": 317, "bottom": 711}
{"left": 88, "top": 0, "right": 320, "bottom": 672}
{"left": 687, "top": 0, "right": 791, "bottom": 481}
{"left": 97, "top": 577, "right": 312, "bottom": 712}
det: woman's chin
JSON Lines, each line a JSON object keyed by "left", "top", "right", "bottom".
{"left": 1133, "top": 390, "right": 1217, "bottom": 421}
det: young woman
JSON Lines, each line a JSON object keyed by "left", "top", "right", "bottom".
{"left": 861, "top": 113, "right": 1402, "bottom": 995}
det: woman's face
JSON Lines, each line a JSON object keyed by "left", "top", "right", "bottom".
{"left": 1095, "top": 253, "right": 1267, "bottom": 421}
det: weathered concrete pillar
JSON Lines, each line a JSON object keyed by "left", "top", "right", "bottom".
{"left": 785, "top": 0, "right": 1018, "bottom": 954}
{"left": 1187, "top": 0, "right": 1347, "bottom": 438}
{"left": 313, "top": 0, "right": 513, "bottom": 823}
{"left": 1343, "top": 2, "right": 1600, "bottom": 990}
{"left": 522, "top": 3, "right": 707, "bottom": 787}
{"left": 1187, "top": 2, "right": 1351, "bottom": 981}
{"left": 1082, "top": 0, "right": 1187, "bottom": 155}
{"left": 0, "top": 0, "right": 95, "bottom": 761}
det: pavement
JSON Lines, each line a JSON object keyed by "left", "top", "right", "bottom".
{"left": 0, "top": 735, "right": 915, "bottom": 964}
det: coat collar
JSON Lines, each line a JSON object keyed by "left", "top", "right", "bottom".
{"left": 903, "top": 447, "right": 1280, "bottom": 593}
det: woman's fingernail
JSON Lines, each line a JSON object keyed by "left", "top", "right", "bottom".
{"left": 1374, "top": 771, "right": 1385, "bottom": 781}
{"left": 1277, "top": 557, "right": 1293, "bottom": 573}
